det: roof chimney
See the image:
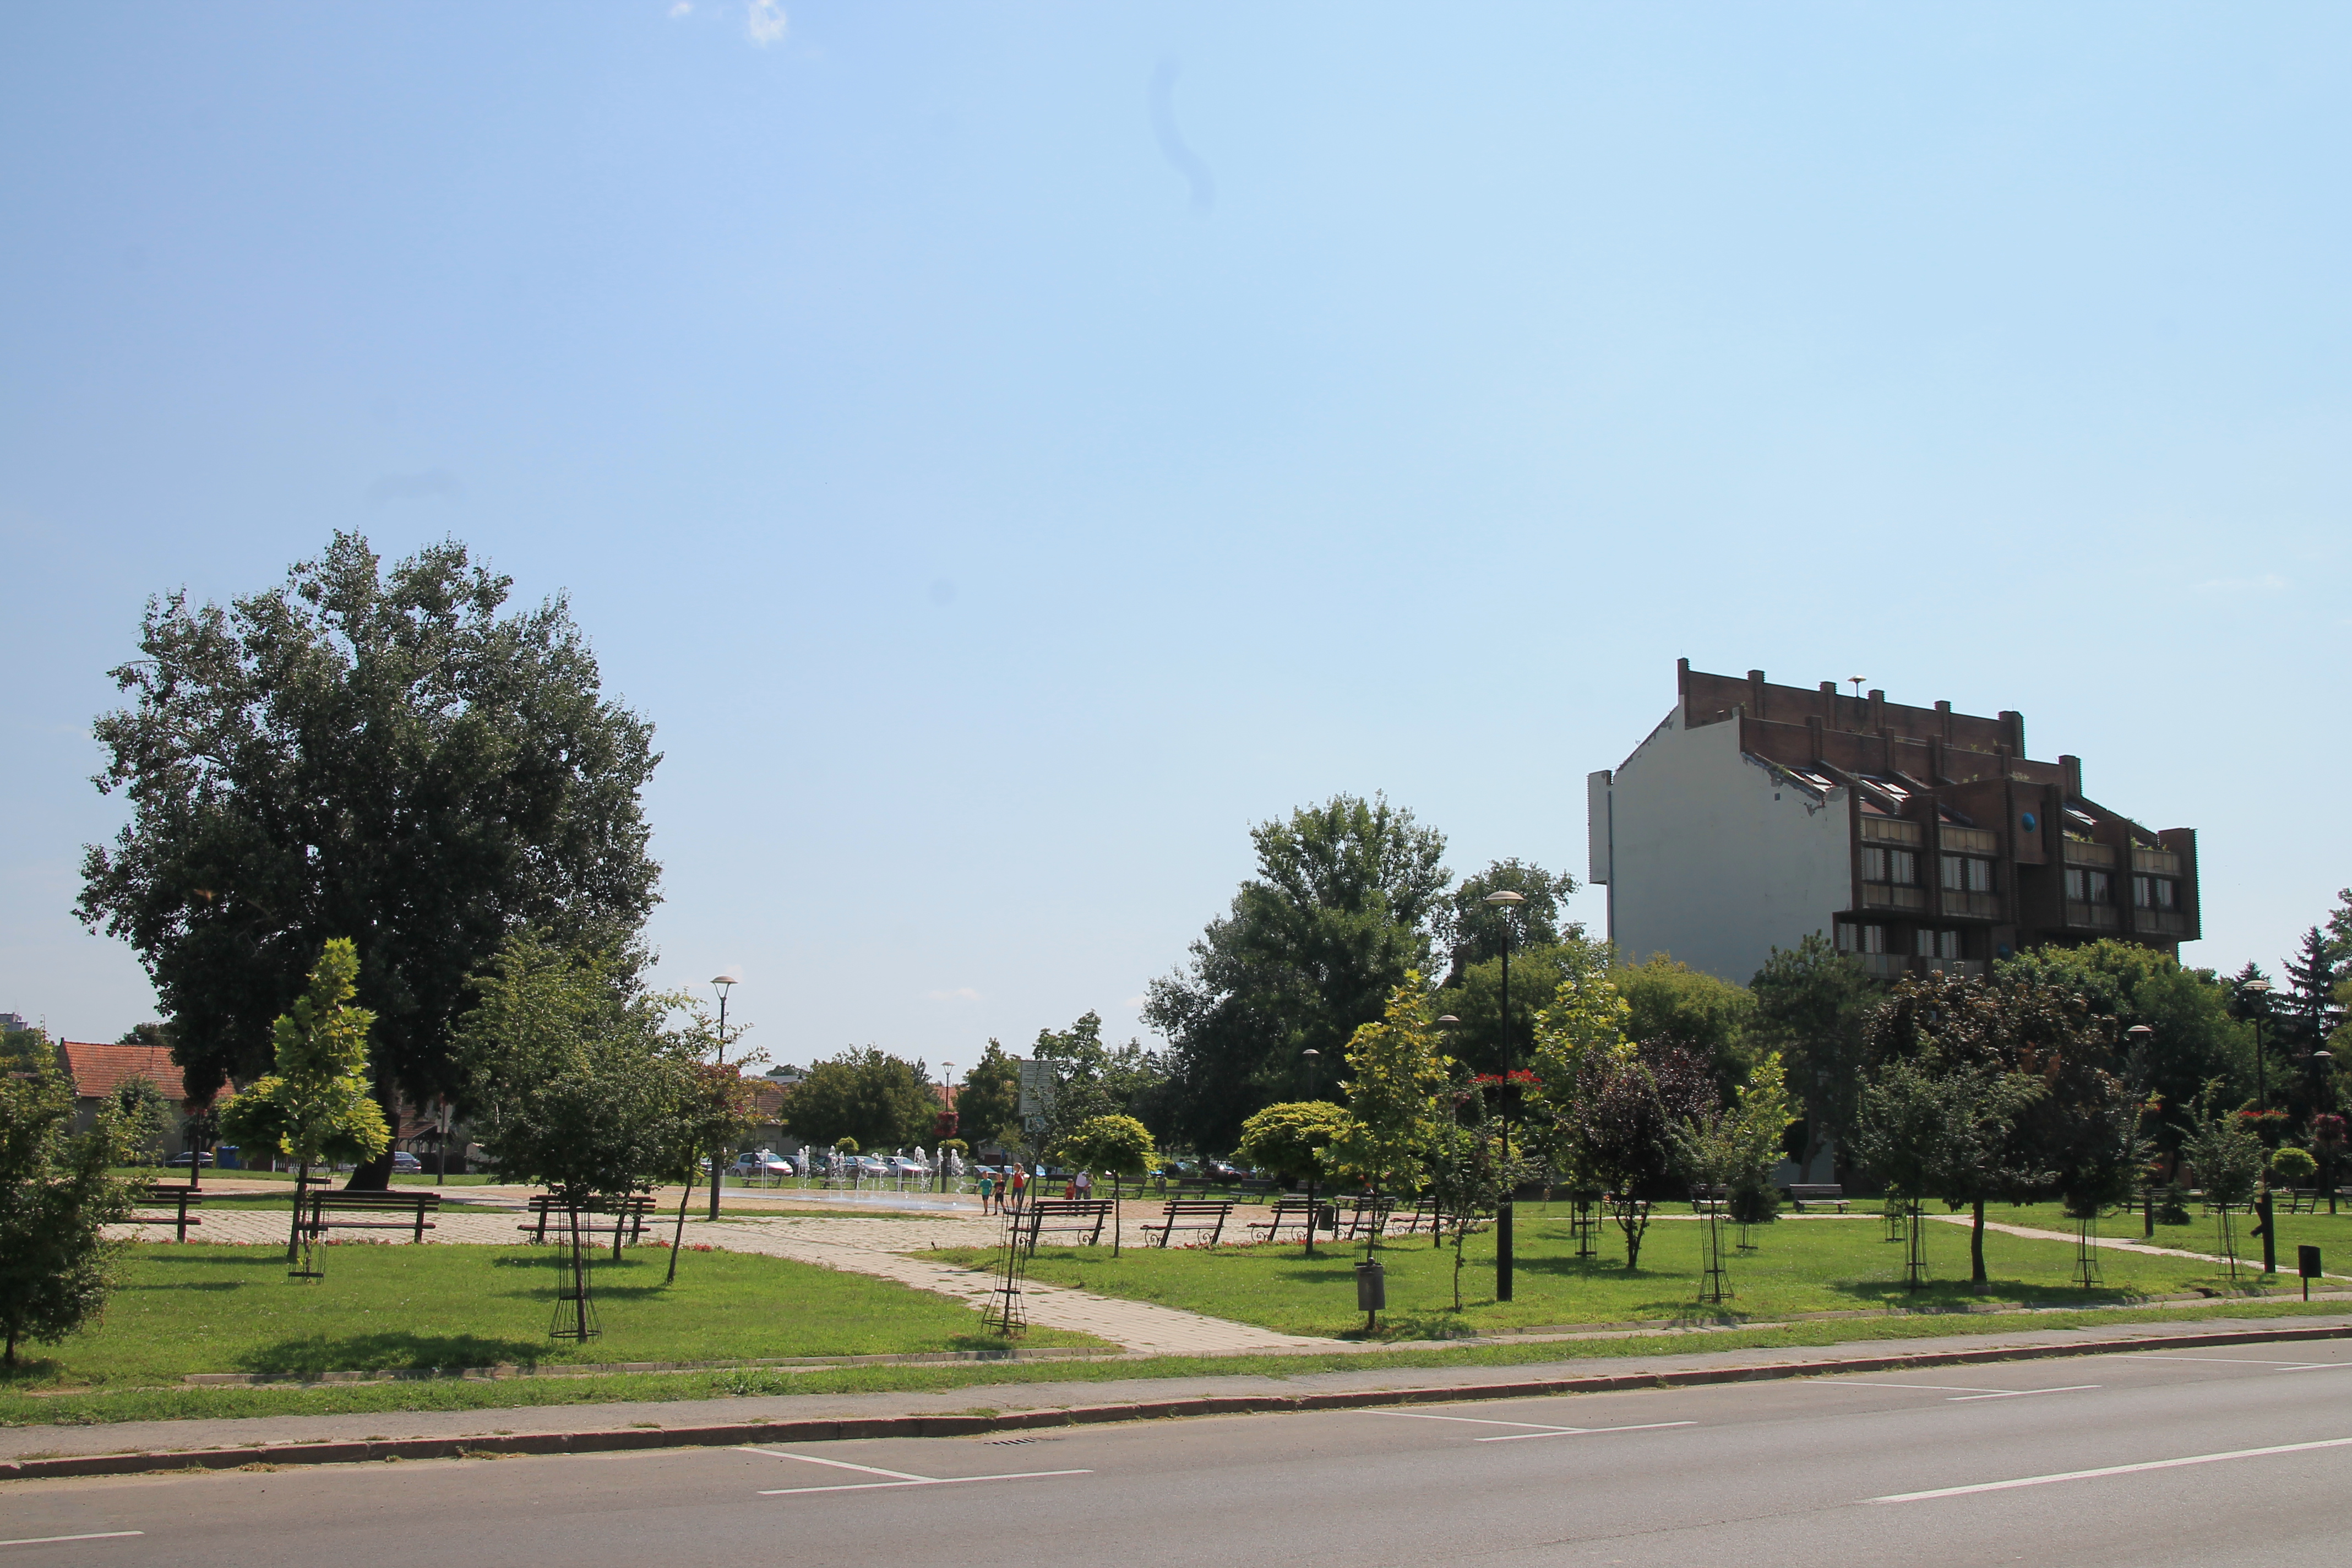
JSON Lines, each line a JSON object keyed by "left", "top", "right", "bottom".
{"left": 2060, "top": 754, "right": 2083, "bottom": 799}
{"left": 1747, "top": 669, "right": 1767, "bottom": 719}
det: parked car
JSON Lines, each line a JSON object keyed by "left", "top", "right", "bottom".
{"left": 885, "top": 1155, "right": 927, "bottom": 1176}
{"left": 165, "top": 1150, "right": 215, "bottom": 1168}
{"left": 392, "top": 1151, "right": 423, "bottom": 1173}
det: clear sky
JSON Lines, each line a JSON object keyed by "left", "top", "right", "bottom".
{"left": 4, "top": 4, "right": 2345, "bottom": 1066}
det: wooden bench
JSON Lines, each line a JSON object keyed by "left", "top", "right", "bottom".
{"left": 127, "top": 1183, "right": 204, "bottom": 1242}
{"left": 1019, "top": 1198, "right": 1113, "bottom": 1251}
{"left": 520, "top": 1194, "right": 656, "bottom": 1245}
{"left": 1144, "top": 1199, "right": 1235, "bottom": 1247}
{"left": 1246, "top": 1197, "right": 1336, "bottom": 1243}
{"left": 1786, "top": 1184, "right": 1848, "bottom": 1213}
{"left": 302, "top": 1189, "right": 441, "bottom": 1243}
{"left": 1392, "top": 1197, "right": 1442, "bottom": 1236}
{"left": 1337, "top": 1196, "right": 1393, "bottom": 1240}
{"left": 1690, "top": 1184, "right": 1729, "bottom": 1213}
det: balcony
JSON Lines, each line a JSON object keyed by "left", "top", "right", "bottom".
{"left": 1942, "top": 826, "right": 1997, "bottom": 856}
{"left": 1860, "top": 817, "right": 1923, "bottom": 846}
{"left": 1863, "top": 882, "right": 1928, "bottom": 911}
{"left": 2136, "top": 908, "right": 2191, "bottom": 937}
{"left": 2132, "top": 848, "right": 2182, "bottom": 875}
{"left": 1858, "top": 953, "right": 1909, "bottom": 979}
{"left": 2066, "top": 900, "right": 2121, "bottom": 930}
{"left": 1857, "top": 954, "right": 1985, "bottom": 981}
{"left": 2062, "top": 839, "right": 2116, "bottom": 868}
{"left": 1941, "top": 890, "right": 2000, "bottom": 919}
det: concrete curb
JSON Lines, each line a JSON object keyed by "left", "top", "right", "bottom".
{"left": 9, "top": 1319, "right": 2350, "bottom": 1484}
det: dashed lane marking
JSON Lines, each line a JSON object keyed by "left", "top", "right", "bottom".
{"left": 1871, "top": 1434, "right": 2352, "bottom": 1502}
{"left": 743, "top": 1447, "right": 1091, "bottom": 1497}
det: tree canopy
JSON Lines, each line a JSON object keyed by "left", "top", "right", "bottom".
{"left": 785, "top": 1048, "right": 938, "bottom": 1153}
{"left": 78, "top": 533, "right": 662, "bottom": 1180}
{"left": 1746, "top": 934, "right": 1878, "bottom": 1175}
{"left": 1145, "top": 794, "right": 1449, "bottom": 1152}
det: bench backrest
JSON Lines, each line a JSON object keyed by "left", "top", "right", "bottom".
{"left": 1788, "top": 1184, "right": 1842, "bottom": 1197}
{"left": 1162, "top": 1200, "right": 1232, "bottom": 1215}
{"left": 313, "top": 1191, "right": 439, "bottom": 1207}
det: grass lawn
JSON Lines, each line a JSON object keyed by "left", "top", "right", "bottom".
{"left": 0, "top": 1243, "right": 1104, "bottom": 1399}
{"left": 933, "top": 1210, "right": 2281, "bottom": 1340}
{"left": 7, "top": 1293, "right": 2346, "bottom": 1431}
{"left": 1967, "top": 1199, "right": 2352, "bottom": 1278}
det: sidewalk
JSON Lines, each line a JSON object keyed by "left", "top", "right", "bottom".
{"left": 7, "top": 1309, "right": 2348, "bottom": 1475}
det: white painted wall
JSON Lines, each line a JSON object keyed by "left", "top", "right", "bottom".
{"left": 1592, "top": 702, "right": 1854, "bottom": 984}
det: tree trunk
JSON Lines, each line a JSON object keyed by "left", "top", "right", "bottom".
{"left": 666, "top": 1167, "right": 696, "bottom": 1285}
{"left": 287, "top": 1162, "right": 310, "bottom": 1261}
{"left": 345, "top": 1076, "right": 400, "bottom": 1190}
{"left": 1970, "top": 1197, "right": 1989, "bottom": 1286}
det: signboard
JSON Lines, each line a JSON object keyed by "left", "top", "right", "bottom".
{"left": 1016, "top": 1059, "right": 1055, "bottom": 1119}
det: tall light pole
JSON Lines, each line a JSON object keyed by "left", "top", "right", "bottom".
{"left": 2241, "top": 978, "right": 2273, "bottom": 1110}
{"left": 708, "top": 971, "right": 739, "bottom": 1222}
{"left": 1485, "top": 888, "right": 1525, "bottom": 1303}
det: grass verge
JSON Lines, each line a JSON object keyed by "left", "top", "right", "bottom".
{"left": 6, "top": 1297, "right": 2346, "bottom": 1430}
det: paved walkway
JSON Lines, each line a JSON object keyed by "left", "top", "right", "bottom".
{"left": 116, "top": 1205, "right": 1332, "bottom": 1357}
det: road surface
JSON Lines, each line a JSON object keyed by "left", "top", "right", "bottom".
{"left": 9, "top": 1340, "right": 2352, "bottom": 1565}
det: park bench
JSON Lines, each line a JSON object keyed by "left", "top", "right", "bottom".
{"left": 1144, "top": 1199, "right": 1236, "bottom": 1247}
{"left": 520, "top": 1194, "right": 656, "bottom": 1248}
{"left": 1392, "top": 1197, "right": 1442, "bottom": 1236}
{"left": 1690, "top": 1184, "right": 1729, "bottom": 1213}
{"left": 1337, "top": 1196, "right": 1393, "bottom": 1240}
{"left": 1019, "top": 1197, "right": 1113, "bottom": 1251}
{"left": 302, "top": 1189, "right": 441, "bottom": 1243}
{"left": 127, "top": 1183, "right": 205, "bottom": 1242}
{"left": 1246, "top": 1197, "right": 1337, "bottom": 1243}
{"left": 1786, "top": 1184, "right": 1848, "bottom": 1213}
{"left": 1237, "top": 1178, "right": 1276, "bottom": 1199}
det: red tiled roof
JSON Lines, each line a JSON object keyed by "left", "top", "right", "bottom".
{"left": 56, "top": 1041, "right": 189, "bottom": 1105}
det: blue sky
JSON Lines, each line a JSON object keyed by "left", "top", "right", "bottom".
{"left": 4, "top": 4, "right": 2345, "bottom": 1065}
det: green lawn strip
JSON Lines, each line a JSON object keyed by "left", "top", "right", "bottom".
{"left": 1959, "top": 1199, "right": 2352, "bottom": 1273}
{"left": 6, "top": 1296, "right": 2345, "bottom": 1430}
{"left": 112, "top": 1169, "right": 504, "bottom": 1186}
{"left": 931, "top": 1212, "right": 2267, "bottom": 1340}
{"left": 0, "top": 1244, "right": 1102, "bottom": 1398}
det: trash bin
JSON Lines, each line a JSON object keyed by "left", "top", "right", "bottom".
{"left": 1356, "top": 1260, "right": 1386, "bottom": 1313}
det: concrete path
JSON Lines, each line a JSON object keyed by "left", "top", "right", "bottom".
{"left": 113, "top": 1206, "right": 1332, "bottom": 1357}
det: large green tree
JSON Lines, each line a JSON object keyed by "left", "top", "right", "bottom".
{"left": 1029, "top": 1011, "right": 1167, "bottom": 1155}
{"left": 1996, "top": 940, "right": 2252, "bottom": 1155}
{"left": 1614, "top": 954, "right": 1760, "bottom": 1094}
{"left": 1145, "top": 794, "right": 1450, "bottom": 1152}
{"left": 1747, "top": 934, "right": 1879, "bottom": 1178}
{"left": 78, "top": 533, "right": 661, "bottom": 1187}
{"left": 784, "top": 1048, "right": 938, "bottom": 1153}
{"left": 954, "top": 1040, "right": 1022, "bottom": 1153}
{"left": 1438, "top": 859, "right": 1578, "bottom": 977}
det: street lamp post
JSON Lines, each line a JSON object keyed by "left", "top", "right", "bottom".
{"left": 1485, "top": 889, "right": 1525, "bottom": 1304}
{"left": 1301, "top": 1048, "right": 1322, "bottom": 1257}
{"left": 708, "top": 971, "right": 739, "bottom": 1222}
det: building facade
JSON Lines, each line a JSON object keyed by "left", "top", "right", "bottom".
{"left": 1588, "top": 661, "right": 2199, "bottom": 986}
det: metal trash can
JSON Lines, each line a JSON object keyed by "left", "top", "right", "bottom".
{"left": 1355, "top": 1260, "right": 1386, "bottom": 1312}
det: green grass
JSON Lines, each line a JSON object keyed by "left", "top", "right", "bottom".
{"left": 0, "top": 1244, "right": 1103, "bottom": 1398}
{"left": 932, "top": 1210, "right": 2280, "bottom": 1340}
{"left": 7, "top": 1295, "right": 2346, "bottom": 1431}
{"left": 112, "top": 1167, "right": 505, "bottom": 1186}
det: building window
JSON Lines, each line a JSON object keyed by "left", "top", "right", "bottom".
{"left": 2065, "top": 868, "right": 2114, "bottom": 903}
{"left": 2133, "top": 876, "right": 2181, "bottom": 910}
{"left": 1940, "top": 855, "right": 1994, "bottom": 893}
{"left": 1914, "top": 929, "right": 1963, "bottom": 960}
{"left": 1862, "top": 847, "right": 1918, "bottom": 885}
{"left": 1837, "top": 923, "right": 1888, "bottom": 955}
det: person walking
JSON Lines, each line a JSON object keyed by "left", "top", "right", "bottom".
{"left": 977, "top": 1169, "right": 997, "bottom": 1215}
{"left": 1009, "top": 1162, "right": 1028, "bottom": 1211}
{"left": 1074, "top": 1168, "right": 1093, "bottom": 1202}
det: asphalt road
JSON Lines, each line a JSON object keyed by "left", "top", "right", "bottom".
{"left": 10, "top": 1342, "right": 2352, "bottom": 1566}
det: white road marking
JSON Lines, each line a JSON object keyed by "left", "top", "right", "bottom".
{"left": 1370, "top": 1412, "right": 1584, "bottom": 1432}
{"left": 1946, "top": 1385, "right": 2100, "bottom": 1401}
{"left": 744, "top": 1447, "right": 1091, "bottom": 1497}
{"left": 2124, "top": 1354, "right": 2343, "bottom": 1368}
{"left": 757, "top": 1469, "right": 1092, "bottom": 1496}
{"left": 1811, "top": 1379, "right": 2096, "bottom": 1400}
{"left": 0, "top": 1533, "right": 145, "bottom": 1549}
{"left": 742, "top": 1448, "right": 930, "bottom": 1481}
{"left": 1475, "top": 1422, "right": 1696, "bottom": 1443}
{"left": 1871, "top": 1435, "right": 2352, "bottom": 1502}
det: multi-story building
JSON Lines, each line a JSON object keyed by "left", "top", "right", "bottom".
{"left": 1587, "top": 661, "right": 2199, "bottom": 986}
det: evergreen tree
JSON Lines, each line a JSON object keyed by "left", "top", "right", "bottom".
{"left": 0, "top": 1028, "right": 140, "bottom": 1366}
